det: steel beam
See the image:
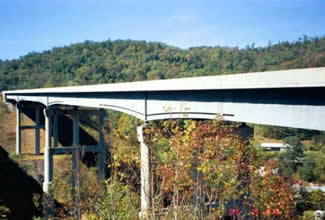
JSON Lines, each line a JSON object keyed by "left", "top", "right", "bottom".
{"left": 51, "top": 145, "right": 102, "bottom": 154}
{"left": 20, "top": 125, "right": 45, "bottom": 129}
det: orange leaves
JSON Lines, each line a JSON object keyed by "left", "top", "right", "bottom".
{"left": 144, "top": 119, "right": 296, "bottom": 218}
{"left": 251, "top": 159, "right": 296, "bottom": 219}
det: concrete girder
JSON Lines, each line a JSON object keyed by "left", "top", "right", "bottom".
{"left": 6, "top": 86, "right": 325, "bottom": 131}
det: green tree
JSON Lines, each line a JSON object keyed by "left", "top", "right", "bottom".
{"left": 279, "top": 136, "right": 305, "bottom": 176}
{"left": 309, "top": 189, "right": 325, "bottom": 210}
{"left": 298, "top": 153, "right": 316, "bottom": 182}
{"left": 313, "top": 153, "right": 325, "bottom": 183}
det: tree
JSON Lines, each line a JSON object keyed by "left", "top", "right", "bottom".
{"left": 1, "top": 36, "right": 325, "bottom": 91}
{"left": 309, "top": 189, "right": 325, "bottom": 210}
{"left": 279, "top": 136, "right": 305, "bottom": 176}
{"left": 145, "top": 119, "right": 296, "bottom": 219}
{"left": 298, "top": 154, "right": 316, "bottom": 182}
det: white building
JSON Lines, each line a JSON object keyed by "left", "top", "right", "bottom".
{"left": 260, "top": 143, "right": 291, "bottom": 152}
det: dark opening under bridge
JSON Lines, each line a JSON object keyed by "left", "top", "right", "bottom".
{"left": 2, "top": 67, "right": 325, "bottom": 217}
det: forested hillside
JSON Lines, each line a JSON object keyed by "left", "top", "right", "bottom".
{"left": 0, "top": 35, "right": 325, "bottom": 91}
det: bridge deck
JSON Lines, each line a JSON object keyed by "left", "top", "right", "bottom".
{"left": 2, "top": 67, "right": 325, "bottom": 130}
{"left": 3, "top": 67, "right": 325, "bottom": 94}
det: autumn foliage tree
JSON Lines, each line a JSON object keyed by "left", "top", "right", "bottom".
{"left": 48, "top": 117, "right": 296, "bottom": 219}
{"left": 145, "top": 119, "right": 296, "bottom": 219}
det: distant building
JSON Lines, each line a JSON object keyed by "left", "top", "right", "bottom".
{"left": 315, "top": 210, "right": 324, "bottom": 219}
{"left": 306, "top": 185, "right": 325, "bottom": 193}
{"left": 260, "top": 143, "right": 291, "bottom": 152}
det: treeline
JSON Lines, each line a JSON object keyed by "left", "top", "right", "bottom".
{"left": 0, "top": 35, "right": 325, "bottom": 91}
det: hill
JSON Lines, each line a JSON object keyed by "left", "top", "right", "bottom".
{"left": 0, "top": 35, "right": 325, "bottom": 91}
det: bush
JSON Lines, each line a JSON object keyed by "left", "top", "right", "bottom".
{"left": 0, "top": 205, "right": 11, "bottom": 220}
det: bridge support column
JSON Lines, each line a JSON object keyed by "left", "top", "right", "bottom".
{"left": 137, "top": 126, "right": 150, "bottom": 218}
{"left": 72, "top": 112, "right": 81, "bottom": 220}
{"left": 35, "top": 107, "right": 41, "bottom": 155}
{"left": 53, "top": 110, "right": 59, "bottom": 148}
{"left": 236, "top": 123, "right": 254, "bottom": 215}
{"left": 16, "top": 104, "right": 21, "bottom": 155}
{"left": 43, "top": 108, "right": 54, "bottom": 218}
{"left": 98, "top": 109, "right": 107, "bottom": 180}
{"left": 237, "top": 123, "right": 254, "bottom": 141}
{"left": 43, "top": 109, "right": 53, "bottom": 193}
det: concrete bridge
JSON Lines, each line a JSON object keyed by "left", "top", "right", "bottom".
{"left": 2, "top": 67, "right": 325, "bottom": 218}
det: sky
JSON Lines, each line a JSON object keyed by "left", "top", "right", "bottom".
{"left": 0, "top": 0, "right": 324, "bottom": 60}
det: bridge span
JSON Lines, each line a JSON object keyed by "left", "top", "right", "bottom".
{"left": 3, "top": 67, "right": 325, "bottom": 130}
{"left": 2, "top": 67, "right": 325, "bottom": 218}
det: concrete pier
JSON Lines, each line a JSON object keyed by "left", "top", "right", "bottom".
{"left": 16, "top": 104, "right": 21, "bottom": 155}
{"left": 137, "top": 126, "right": 150, "bottom": 218}
{"left": 236, "top": 123, "right": 254, "bottom": 141}
{"left": 43, "top": 109, "right": 53, "bottom": 193}
{"left": 72, "top": 113, "right": 80, "bottom": 190}
{"left": 98, "top": 109, "right": 107, "bottom": 179}
{"left": 43, "top": 108, "right": 54, "bottom": 219}
{"left": 72, "top": 112, "right": 80, "bottom": 220}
